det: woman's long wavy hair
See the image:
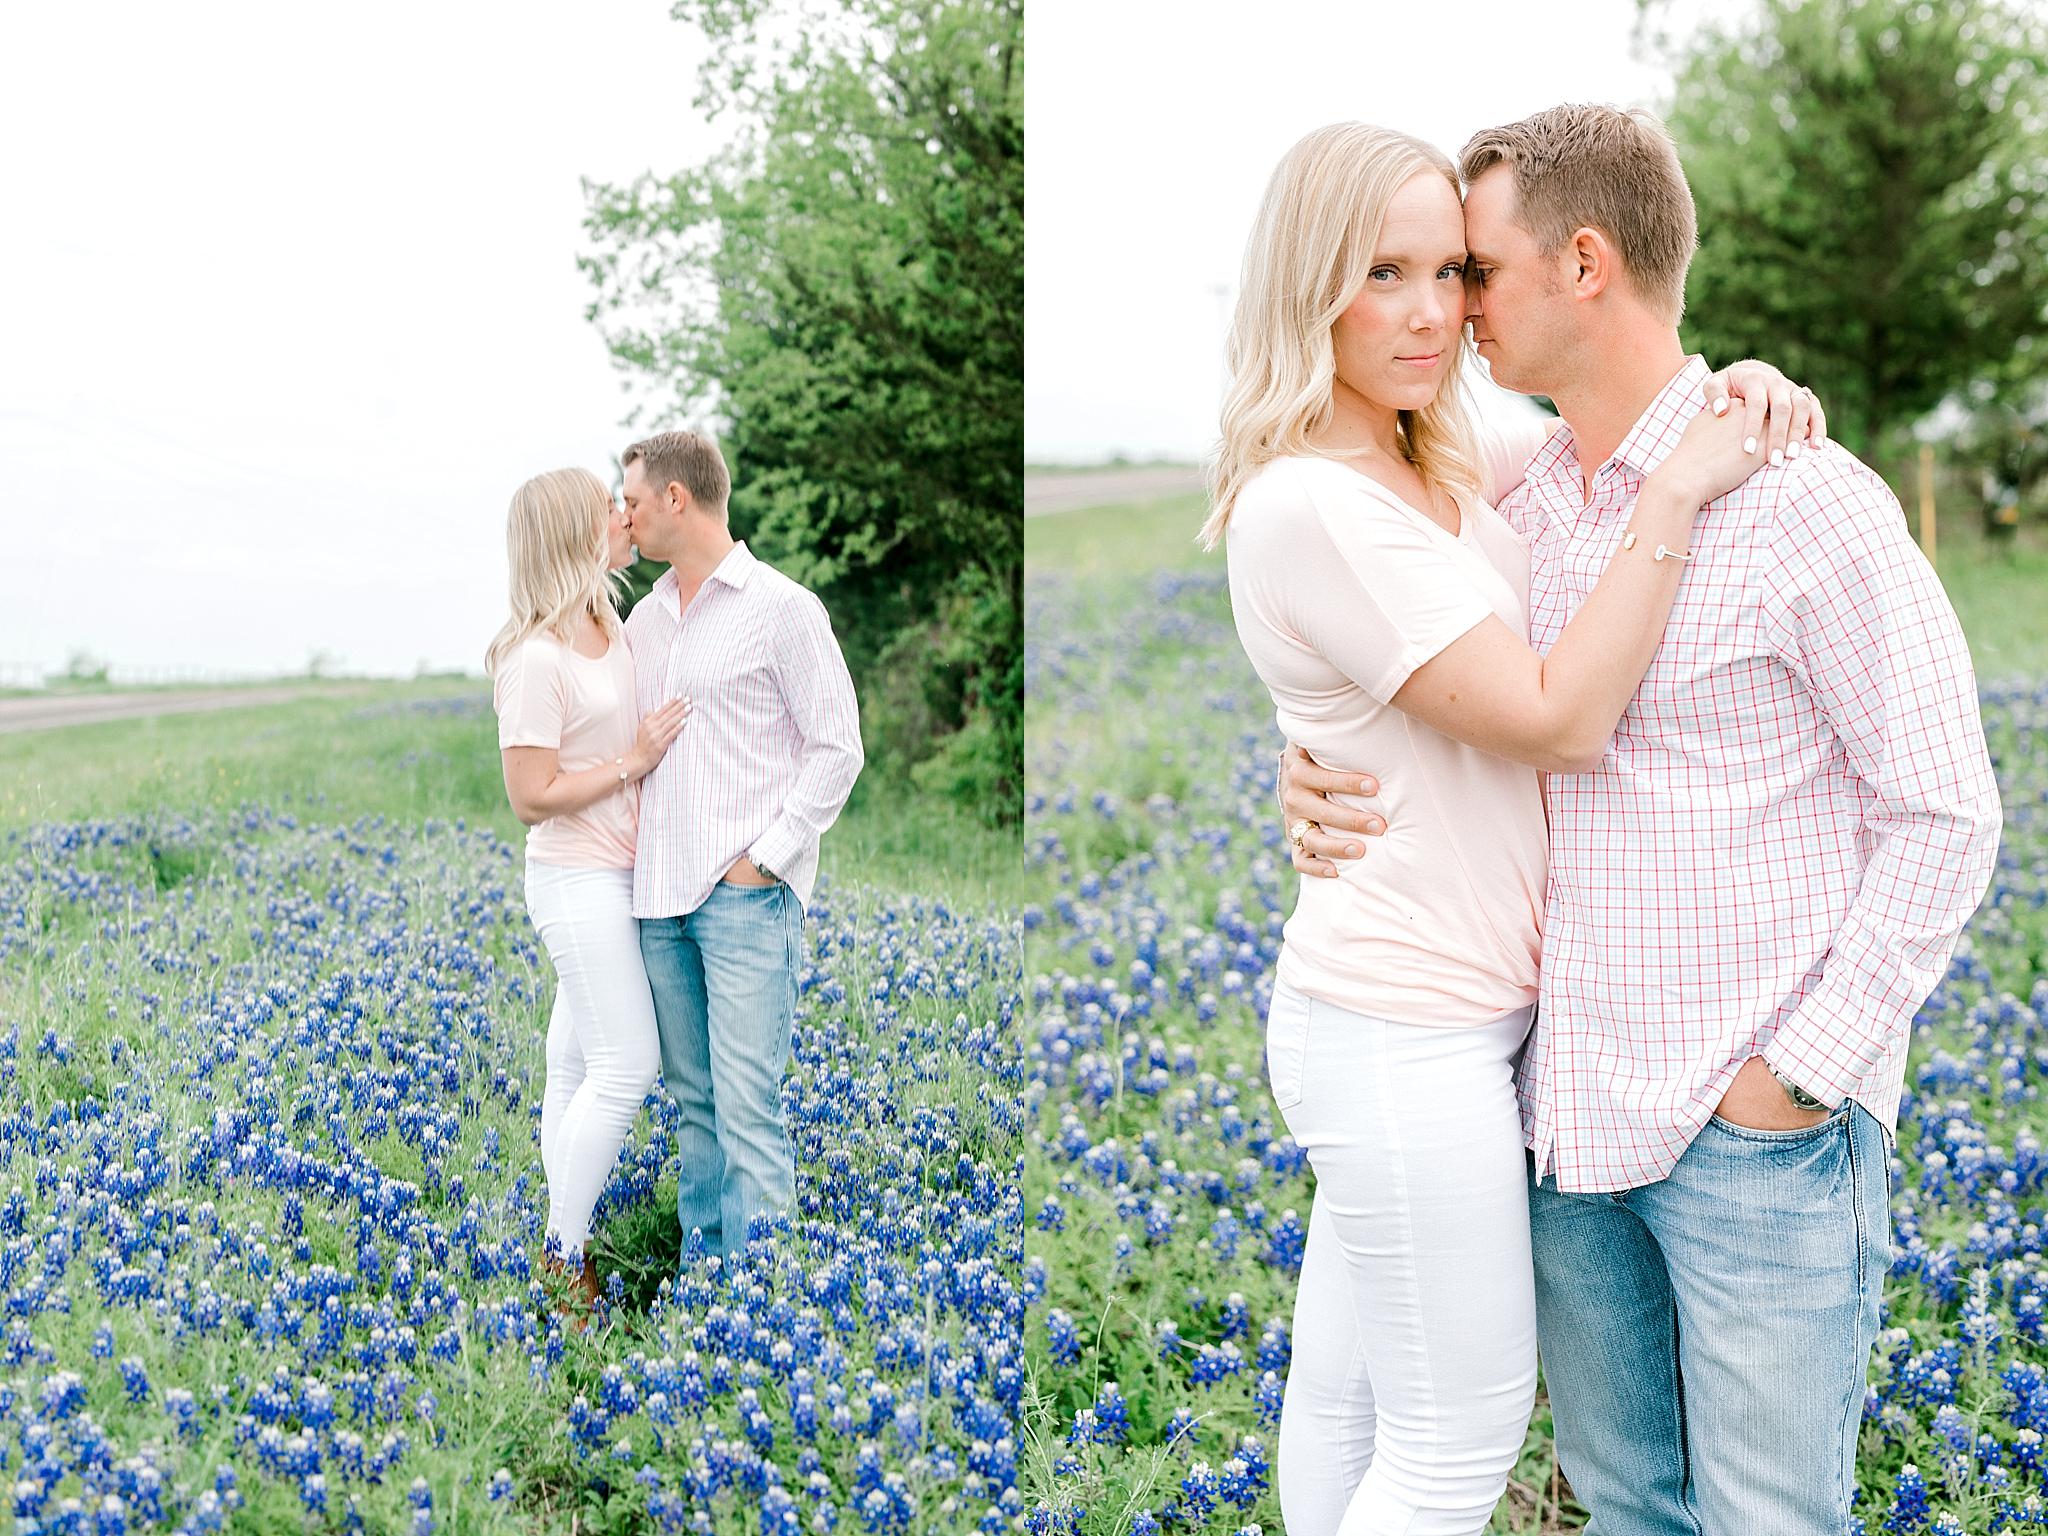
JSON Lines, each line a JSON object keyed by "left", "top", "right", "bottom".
{"left": 484, "top": 467, "right": 623, "bottom": 677}
{"left": 1201, "top": 123, "right": 1485, "bottom": 549}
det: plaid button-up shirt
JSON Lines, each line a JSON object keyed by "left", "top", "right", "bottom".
{"left": 623, "top": 542, "right": 863, "bottom": 919}
{"left": 1505, "top": 359, "right": 2000, "bottom": 1192}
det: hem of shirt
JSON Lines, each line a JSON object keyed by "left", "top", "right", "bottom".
{"left": 1276, "top": 950, "right": 1538, "bottom": 1031}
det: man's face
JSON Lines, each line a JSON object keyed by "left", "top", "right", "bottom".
{"left": 621, "top": 460, "right": 669, "bottom": 558}
{"left": 1461, "top": 166, "right": 1569, "bottom": 397}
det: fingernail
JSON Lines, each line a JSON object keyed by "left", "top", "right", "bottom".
{"left": 1743, "top": 437, "right": 1757, "bottom": 454}
{"left": 1345, "top": 844, "right": 1361, "bottom": 857}
{"left": 1788, "top": 442, "right": 1802, "bottom": 458}
{"left": 1367, "top": 820, "right": 1384, "bottom": 835}
{"left": 1770, "top": 449, "right": 1784, "bottom": 467}
{"left": 1713, "top": 399, "right": 1728, "bottom": 416}
{"left": 1359, "top": 778, "right": 1375, "bottom": 794}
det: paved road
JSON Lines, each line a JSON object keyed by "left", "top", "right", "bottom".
{"left": 1025, "top": 465, "right": 1204, "bottom": 516}
{"left": 0, "top": 687, "right": 358, "bottom": 735}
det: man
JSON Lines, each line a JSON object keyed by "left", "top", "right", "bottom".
{"left": 620, "top": 429, "right": 863, "bottom": 1264}
{"left": 1278, "top": 105, "right": 1999, "bottom": 1532}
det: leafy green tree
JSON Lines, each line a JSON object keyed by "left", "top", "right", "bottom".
{"left": 583, "top": 0, "right": 1022, "bottom": 825}
{"left": 1652, "top": 0, "right": 2048, "bottom": 458}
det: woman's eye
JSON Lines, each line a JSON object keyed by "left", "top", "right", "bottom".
{"left": 1369, "top": 267, "right": 1398, "bottom": 282}
{"left": 1438, "top": 263, "right": 1465, "bottom": 281}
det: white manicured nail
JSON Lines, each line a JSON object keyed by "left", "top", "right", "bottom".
{"left": 1713, "top": 399, "right": 1729, "bottom": 415}
{"left": 1771, "top": 449, "right": 1784, "bottom": 467}
{"left": 1743, "top": 437, "right": 1757, "bottom": 454}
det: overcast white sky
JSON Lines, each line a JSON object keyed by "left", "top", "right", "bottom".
{"left": 1024, "top": 0, "right": 1679, "bottom": 465}
{"left": 0, "top": 1, "right": 726, "bottom": 681}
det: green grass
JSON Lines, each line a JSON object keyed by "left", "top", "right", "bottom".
{"left": 1025, "top": 492, "right": 1211, "bottom": 582}
{"left": 0, "top": 679, "right": 1022, "bottom": 910}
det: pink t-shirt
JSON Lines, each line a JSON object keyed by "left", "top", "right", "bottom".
{"left": 492, "top": 631, "right": 639, "bottom": 870}
{"left": 1225, "top": 430, "right": 1550, "bottom": 1027}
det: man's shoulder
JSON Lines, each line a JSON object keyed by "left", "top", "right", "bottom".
{"left": 743, "top": 556, "right": 830, "bottom": 616}
{"left": 1759, "top": 441, "right": 1905, "bottom": 544}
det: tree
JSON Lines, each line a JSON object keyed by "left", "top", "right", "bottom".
{"left": 581, "top": 0, "right": 1022, "bottom": 825}
{"left": 1653, "top": 0, "right": 2048, "bottom": 458}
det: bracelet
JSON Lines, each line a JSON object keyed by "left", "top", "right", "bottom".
{"left": 1620, "top": 531, "right": 1694, "bottom": 562}
{"left": 614, "top": 756, "right": 629, "bottom": 782}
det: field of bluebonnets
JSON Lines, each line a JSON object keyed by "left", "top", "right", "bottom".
{"left": 1021, "top": 490, "right": 2048, "bottom": 1534}
{"left": 0, "top": 685, "right": 1022, "bottom": 1535}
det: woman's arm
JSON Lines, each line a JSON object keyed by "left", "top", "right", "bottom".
{"left": 1385, "top": 405, "right": 1761, "bottom": 772}
{"left": 501, "top": 698, "right": 690, "bottom": 826}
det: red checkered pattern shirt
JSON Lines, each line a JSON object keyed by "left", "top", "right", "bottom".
{"left": 1504, "top": 358, "right": 2001, "bottom": 1192}
{"left": 623, "top": 543, "right": 863, "bottom": 919}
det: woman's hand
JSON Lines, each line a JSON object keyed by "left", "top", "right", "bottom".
{"left": 1700, "top": 360, "right": 1829, "bottom": 467}
{"left": 627, "top": 698, "right": 692, "bottom": 778}
{"left": 1650, "top": 401, "right": 1771, "bottom": 508}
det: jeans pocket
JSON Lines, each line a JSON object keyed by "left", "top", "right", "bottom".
{"left": 1265, "top": 987, "right": 1312, "bottom": 1113}
{"left": 1707, "top": 1098, "right": 1852, "bottom": 1146}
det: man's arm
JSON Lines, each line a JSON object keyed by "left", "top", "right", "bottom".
{"left": 1755, "top": 459, "right": 2001, "bottom": 1108}
{"left": 748, "top": 589, "right": 864, "bottom": 880}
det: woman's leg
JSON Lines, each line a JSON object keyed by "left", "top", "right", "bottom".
{"left": 539, "top": 986, "right": 582, "bottom": 1212}
{"left": 1281, "top": 990, "right": 1539, "bottom": 1536}
{"left": 1280, "top": 1189, "right": 1379, "bottom": 1528}
{"left": 1271, "top": 985, "right": 1378, "bottom": 1530}
{"left": 526, "top": 864, "right": 662, "bottom": 1258}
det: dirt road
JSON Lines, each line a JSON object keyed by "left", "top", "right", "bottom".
{"left": 0, "top": 687, "right": 355, "bottom": 735}
{"left": 1024, "top": 465, "right": 1204, "bottom": 516}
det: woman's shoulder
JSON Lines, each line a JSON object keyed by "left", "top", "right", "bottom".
{"left": 1230, "top": 455, "right": 1339, "bottom": 526}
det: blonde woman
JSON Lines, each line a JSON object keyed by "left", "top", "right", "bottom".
{"left": 1208, "top": 123, "right": 1822, "bottom": 1534}
{"left": 486, "top": 468, "right": 690, "bottom": 1311}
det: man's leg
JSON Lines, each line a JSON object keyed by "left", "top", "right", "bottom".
{"left": 1633, "top": 1101, "right": 1888, "bottom": 1534}
{"left": 638, "top": 914, "right": 724, "bottom": 1258}
{"left": 1528, "top": 1162, "right": 1701, "bottom": 1536}
{"left": 687, "top": 881, "right": 800, "bottom": 1252}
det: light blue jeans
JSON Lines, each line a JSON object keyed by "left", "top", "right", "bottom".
{"left": 638, "top": 881, "right": 802, "bottom": 1262}
{"left": 1528, "top": 1096, "right": 1891, "bottom": 1535}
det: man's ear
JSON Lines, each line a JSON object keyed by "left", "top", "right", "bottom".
{"left": 668, "top": 482, "right": 691, "bottom": 517}
{"left": 1566, "top": 226, "right": 1614, "bottom": 302}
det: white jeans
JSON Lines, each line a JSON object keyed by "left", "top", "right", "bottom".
{"left": 1267, "top": 982, "right": 1539, "bottom": 1536}
{"left": 524, "top": 861, "right": 661, "bottom": 1257}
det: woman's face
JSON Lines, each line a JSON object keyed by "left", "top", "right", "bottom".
{"left": 1330, "top": 171, "right": 1469, "bottom": 417}
{"left": 602, "top": 489, "right": 635, "bottom": 571}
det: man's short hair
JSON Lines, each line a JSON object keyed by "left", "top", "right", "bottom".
{"left": 622, "top": 429, "right": 731, "bottom": 515}
{"left": 1461, "top": 104, "right": 1698, "bottom": 323}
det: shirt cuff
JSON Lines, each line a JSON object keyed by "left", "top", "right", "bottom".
{"left": 1759, "top": 1029, "right": 1856, "bottom": 1112}
{"left": 749, "top": 825, "right": 802, "bottom": 882}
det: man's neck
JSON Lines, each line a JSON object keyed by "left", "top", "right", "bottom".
{"left": 1549, "top": 324, "right": 1690, "bottom": 491}
{"left": 669, "top": 527, "right": 739, "bottom": 591}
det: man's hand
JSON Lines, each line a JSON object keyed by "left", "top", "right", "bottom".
{"left": 1278, "top": 743, "right": 1386, "bottom": 878}
{"left": 1712, "top": 1056, "right": 1831, "bottom": 1132}
{"left": 720, "top": 854, "right": 777, "bottom": 887}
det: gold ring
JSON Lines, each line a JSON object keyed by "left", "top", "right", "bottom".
{"left": 1287, "top": 818, "right": 1313, "bottom": 853}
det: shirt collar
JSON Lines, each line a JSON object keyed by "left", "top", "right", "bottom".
{"left": 1524, "top": 355, "right": 1713, "bottom": 495}
{"left": 709, "top": 540, "right": 757, "bottom": 589}
{"left": 653, "top": 540, "right": 756, "bottom": 618}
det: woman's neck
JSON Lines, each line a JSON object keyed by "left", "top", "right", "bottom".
{"left": 1314, "top": 377, "right": 1406, "bottom": 463}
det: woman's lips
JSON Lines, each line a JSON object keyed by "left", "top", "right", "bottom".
{"left": 1397, "top": 353, "right": 1442, "bottom": 367}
